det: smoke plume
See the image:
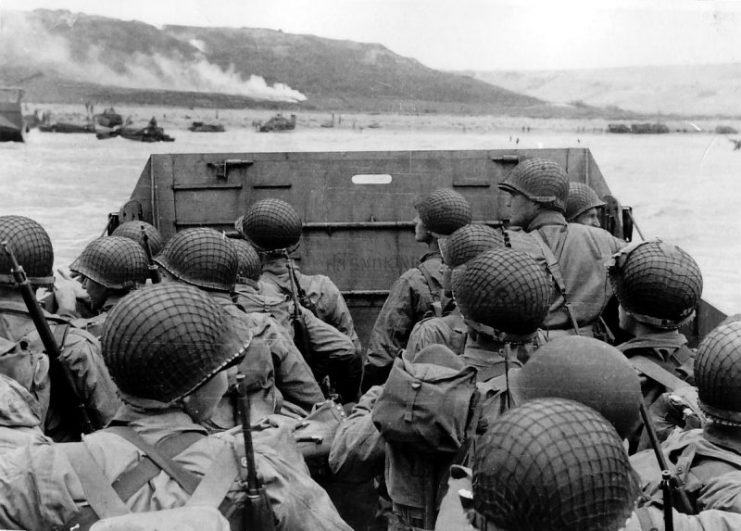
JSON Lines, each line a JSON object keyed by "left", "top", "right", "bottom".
{"left": 0, "top": 10, "right": 307, "bottom": 103}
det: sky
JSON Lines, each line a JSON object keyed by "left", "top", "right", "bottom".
{"left": 2, "top": 0, "right": 741, "bottom": 71}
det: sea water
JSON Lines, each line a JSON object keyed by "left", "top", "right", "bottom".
{"left": 1, "top": 126, "right": 739, "bottom": 314}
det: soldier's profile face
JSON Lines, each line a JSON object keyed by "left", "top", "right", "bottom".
{"left": 574, "top": 208, "right": 601, "bottom": 228}
{"left": 504, "top": 192, "right": 537, "bottom": 227}
{"left": 82, "top": 277, "right": 108, "bottom": 310}
{"left": 413, "top": 215, "right": 430, "bottom": 242}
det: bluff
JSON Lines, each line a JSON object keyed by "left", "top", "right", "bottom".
{"left": 0, "top": 9, "right": 624, "bottom": 117}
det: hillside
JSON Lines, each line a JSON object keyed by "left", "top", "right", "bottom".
{"left": 0, "top": 9, "right": 630, "bottom": 118}
{"left": 469, "top": 65, "right": 741, "bottom": 118}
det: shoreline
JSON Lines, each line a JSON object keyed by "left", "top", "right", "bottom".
{"left": 23, "top": 103, "right": 741, "bottom": 136}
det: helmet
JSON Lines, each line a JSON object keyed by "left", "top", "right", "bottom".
{"left": 0, "top": 215, "right": 54, "bottom": 286}
{"left": 512, "top": 336, "right": 641, "bottom": 439}
{"left": 154, "top": 228, "right": 238, "bottom": 292}
{"left": 231, "top": 238, "right": 262, "bottom": 282}
{"left": 70, "top": 237, "right": 148, "bottom": 290}
{"left": 452, "top": 248, "right": 550, "bottom": 337}
{"left": 695, "top": 321, "right": 741, "bottom": 425}
{"left": 101, "top": 283, "right": 247, "bottom": 403}
{"left": 240, "top": 199, "right": 302, "bottom": 251}
{"left": 111, "top": 221, "right": 165, "bottom": 256}
{"left": 498, "top": 158, "right": 569, "bottom": 213}
{"left": 608, "top": 240, "right": 702, "bottom": 329}
{"left": 566, "top": 182, "right": 605, "bottom": 222}
{"left": 442, "top": 224, "right": 504, "bottom": 268}
{"left": 473, "top": 398, "right": 639, "bottom": 531}
{"left": 414, "top": 188, "right": 472, "bottom": 236}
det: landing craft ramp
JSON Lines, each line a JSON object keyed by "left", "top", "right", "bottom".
{"left": 115, "top": 148, "right": 725, "bottom": 347}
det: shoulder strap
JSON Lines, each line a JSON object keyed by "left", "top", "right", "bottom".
{"left": 112, "top": 430, "right": 205, "bottom": 501}
{"left": 105, "top": 425, "right": 201, "bottom": 495}
{"left": 531, "top": 229, "right": 584, "bottom": 332}
{"left": 417, "top": 262, "right": 441, "bottom": 303}
{"left": 187, "top": 444, "right": 241, "bottom": 508}
{"left": 63, "top": 442, "right": 131, "bottom": 520}
{"left": 530, "top": 230, "right": 568, "bottom": 297}
{"left": 631, "top": 355, "right": 689, "bottom": 391}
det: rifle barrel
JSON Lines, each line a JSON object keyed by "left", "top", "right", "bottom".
{"left": 0, "top": 240, "right": 93, "bottom": 434}
{"left": 236, "top": 373, "right": 260, "bottom": 494}
{"left": 640, "top": 402, "right": 693, "bottom": 513}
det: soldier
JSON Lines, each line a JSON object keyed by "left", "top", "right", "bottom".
{"left": 154, "top": 227, "right": 323, "bottom": 417}
{"left": 231, "top": 238, "right": 361, "bottom": 404}
{"left": 467, "top": 399, "right": 640, "bottom": 531}
{"left": 452, "top": 247, "right": 551, "bottom": 381}
{"left": 110, "top": 220, "right": 165, "bottom": 256}
{"left": 238, "top": 198, "right": 362, "bottom": 355}
{"left": 68, "top": 236, "right": 149, "bottom": 337}
{"left": 330, "top": 248, "right": 550, "bottom": 530}
{"left": 566, "top": 181, "right": 605, "bottom": 227}
{"left": 479, "top": 335, "right": 643, "bottom": 438}
{"left": 0, "top": 283, "right": 352, "bottom": 530}
{"left": 498, "top": 158, "right": 624, "bottom": 338}
{"left": 406, "top": 224, "right": 503, "bottom": 356}
{"left": 631, "top": 320, "right": 741, "bottom": 516}
{"left": 0, "top": 215, "right": 119, "bottom": 441}
{"left": 607, "top": 239, "right": 703, "bottom": 451}
{"left": 362, "top": 188, "right": 472, "bottom": 390}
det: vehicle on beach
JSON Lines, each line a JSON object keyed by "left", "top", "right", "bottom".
{"left": 0, "top": 88, "right": 28, "bottom": 142}
{"left": 188, "top": 121, "right": 225, "bottom": 132}
{"left": 255, "top": 113, "right": 297, "bottom": 132}
{"left": 106, "top": 147, "right": 726, "bottom": 350}
{"left": 96, "top": 121, "right": 175, "bottom": 142}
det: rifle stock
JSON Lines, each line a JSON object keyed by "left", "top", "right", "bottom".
{"left": 235, "top": 373, "right": 276, "bottom": 531}
{"left": 0, "top": 240, "right": 93, "bottom": 435}
{"left": 140, "top": 226, "right": 161, "bottom": 284}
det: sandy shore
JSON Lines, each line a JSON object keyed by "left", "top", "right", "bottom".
{"left": 23, "top": 102, "right": 741, "bottom": 135}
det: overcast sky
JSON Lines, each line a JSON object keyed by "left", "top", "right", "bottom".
{"left": 2, "top": 0, "right": 741, "bottom": 71}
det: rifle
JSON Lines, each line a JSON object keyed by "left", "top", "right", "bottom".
{"left": 1, "top": 240, "right": 93, "bottom": 435}
{"left": 639, "top": 401, "right": 694, "bottom": 528}
{"left": 235, "top": 373, "right": 276, "bottom": 531}
{"left": 141, "top": 225, "right": 161, "bottom": 284}
{"left": 283, "top": 250, "right": 313, "bottom": 366}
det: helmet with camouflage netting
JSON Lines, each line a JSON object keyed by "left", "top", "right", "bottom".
{"left": 452, "top": 248, "right": 550, "bottom": 338}
{"left": 101, "top": 283, "right": 248, "bottom": 403}
{"left": 695, "top": 321, "right": 741, "bottom": 425}
{"left": 473, "top": 398, "right": 639, "bottom": 531}
{"left": 231, "top": 238, "right": 262, "bottom": 283}
{"left": 607, "top": 239, "right": 702, "bottom": 329}
{"left": 566, "top": 182, "right": 605, "bottom": 222}
{"left": 70, "top": 237, "right": 148, "bottom": 290}
{"left": 240, "top": 198, "right": 302, "bottom": 251}
{"left": 442, "top": 224, "right": 504, "bottom": 268}
{"left": 498, "top": 158, "right": 570, "bottom": 213}
{"left": 111, "top": 221, "right": 165, "bottom": 256}
{"left": 0, "top": 215, "right": 54, "bottom": 287}
{"left": 414, "top": 188, "right": 472, "bottom": 236}
{"left": 511, "top": 336, "right": 642, "bottom": 439}
{"left": 154, "top": 228, "right": 238, "bottom": 292}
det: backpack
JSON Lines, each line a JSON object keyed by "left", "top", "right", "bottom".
{"left": 59, "top": 425, "right": 246, "bottom": 531}
{"left": 371, "top": 356, "right": 478, "bottom": 454}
